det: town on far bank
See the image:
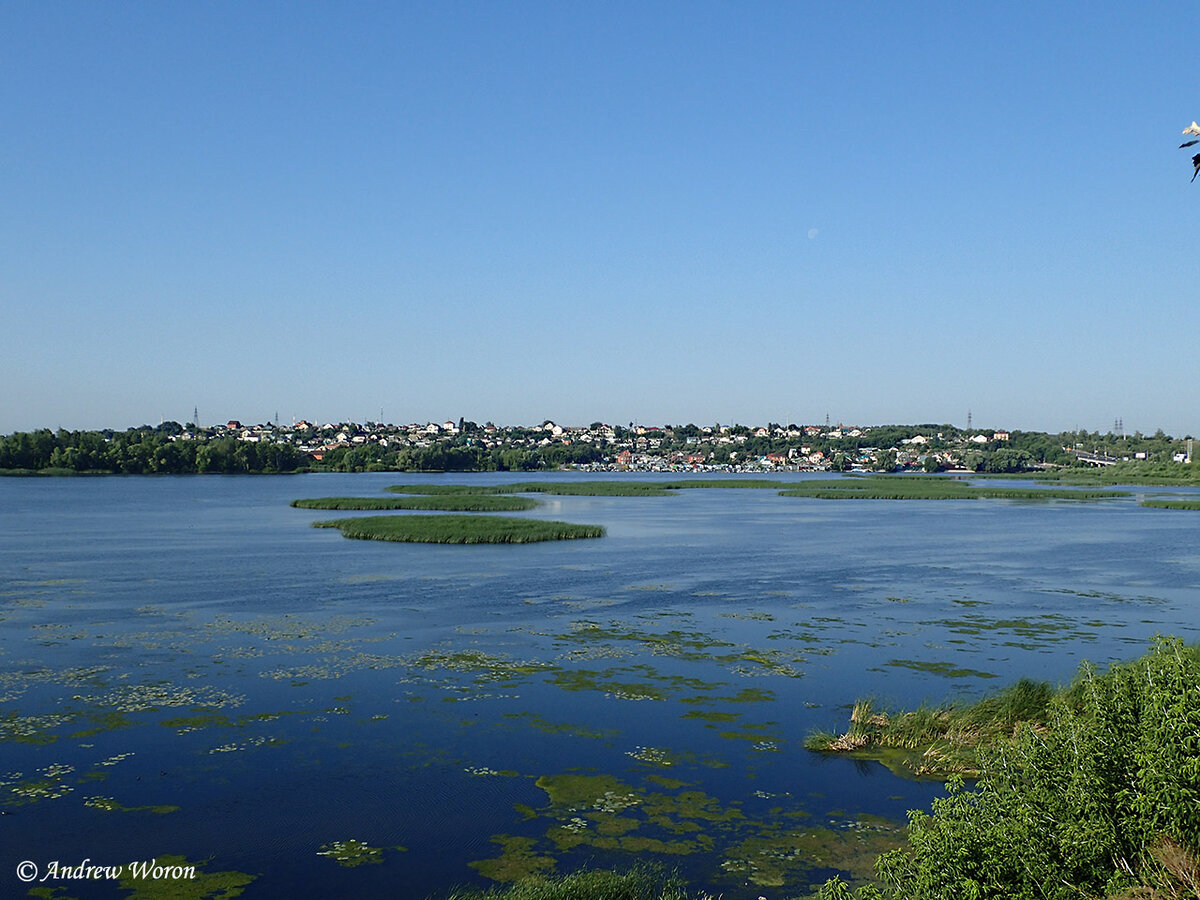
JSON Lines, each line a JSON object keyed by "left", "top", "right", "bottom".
{"left": 0, "top": 417, "right": 1194, "bottom": 476}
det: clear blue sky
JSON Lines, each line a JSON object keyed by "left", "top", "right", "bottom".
{"left": 4, "top": 2, "right": 1199, "bottom": 436}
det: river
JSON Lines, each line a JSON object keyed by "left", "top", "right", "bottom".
{"left": 1, "top": 473, "right": 1196, "bottom": 898}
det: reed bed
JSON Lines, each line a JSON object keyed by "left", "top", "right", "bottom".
{"left": 313, "top": 515, "right": 605, "bottom": 544}
{"left": 781, "top": 477, "right": 1127, "bottom": 501}
{"left": 291, "top": 495, "right": 538, "bottom": 512}
{"left": 387, "top": 479, "right": 795, "bottom": 497}
{"left": 805, "top": 678, "right": 1057, "bottom": 777}
{"left": 1140, "top": 498, "right": 1200, "bottom": 509}
{"left": 388, "top": 481, "right": 675, "bottom": 496}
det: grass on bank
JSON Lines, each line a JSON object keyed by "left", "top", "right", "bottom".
{"left": 1028, "top": 460, "right": 1200, "bottom": 487}
{"left": 433, "top": 864, "right": 710, "bottom": 900}
{"left": 804, "top": 678, "right": 1057, "bottom": 778}
{"left": 313, "top": 515, "right": 605, "bottom": 544}
{"left": 292, "top": 496, "right": 539, "bottom": 512}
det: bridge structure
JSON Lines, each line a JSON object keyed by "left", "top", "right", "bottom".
{"left": 1068, "top": 449, "right": 1121, "bottom": 467}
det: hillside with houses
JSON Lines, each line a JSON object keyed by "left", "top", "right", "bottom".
{"left": 3, "top": 418, "right": 1190, "bottom": 475}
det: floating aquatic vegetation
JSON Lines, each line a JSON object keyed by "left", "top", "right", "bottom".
{"left": 469, "top": 835, "right": 557, "bottom": 882}
{"left": 4, "top": 765, "right": 74, "bottom": 804}
{"left": 883, "top": 659, "right": 998, "bottom": 679}
{"left": 115, "top": 854, "right": 257, "bottom": 898}
{"left": 316, "top": 839, "right": 405, "bottom": 867}
{"left": 0, "top": 711, "right": 72, "bottom": 744}
{"left": 208, "top": 736, "right": 282, "bottom": 754}
{"left": 84, "top": 795, "right": 179, "bottom": 814}
{"left": 719, "top": 818, "right": 904, "bottom": 889}
{"left": 84, "top": 682, "right": 246, "bottom": 713}
{"left": 502, "top": 712, "right": 617, "bottom": 740}
{"left": 625, "top": 746, "right": 673, "bottom": 766}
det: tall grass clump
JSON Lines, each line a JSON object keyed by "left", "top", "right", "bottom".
{"left": 314, "top": 515, "right": 604, "bottom": 544}
{"left": 433, "top": 864, "right": 707, "bottom": 900}
{"left": 811, "top": 637, "right": 1200, "bottom": 900}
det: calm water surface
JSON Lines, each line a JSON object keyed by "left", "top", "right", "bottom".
{"left": 1, "top": 473, "right": 1196, "bottom": 898}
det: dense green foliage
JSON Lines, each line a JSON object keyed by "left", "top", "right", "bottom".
{"left": 291, "top": 496, "right": 538, "bottom": 511}
{"left": 0, "top": 427, "right": 306, "bottom": 474}
{"left": 313, "top": 515, "right": 606, "bottom": 544}
{"left": 813, "top": 638, "right": 1200, "bottom": 900}
{"left": 319, "top": 442, "right": 605, "bottom": 473}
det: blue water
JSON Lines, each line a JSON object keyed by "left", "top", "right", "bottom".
{"left": 0, "top": 473, "right": 1196, "bottom": 898}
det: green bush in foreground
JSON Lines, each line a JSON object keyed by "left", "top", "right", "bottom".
{"left": 814, "top": 637, "right": 1200, "bottom": 900}
{"left": 313, "top": 515, "right": 605, "bottom": 544}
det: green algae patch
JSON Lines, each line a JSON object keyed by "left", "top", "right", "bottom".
{"left": 316, "top": 839, "right": 405, "bottom": 867}
{"left": 293, "top": 495, "right": 538, "bottom": 512}
{"left": 680, "top": 709, "right": 740, "bottom": 724}
{"left": 313, "top": 515, "right": 605, "bottom": 544}
{"left": 84, "top": 795, "right": 179, "bottom": 814}
{"left": 469, "top": 835, "right": 557, "bottom": 882}
{"left": 503, "top": 712, "right": 617, "bottom": 740}
{"left": 719, "top": 820, "right": 904, "bottom": 889}
{"left": 884, "top": 659, "right": 998, "bottom": 679}
{"left": 536, "top": 773, "right": 636, "bottom": 810}
{"left": 115, "top": 854, "right": 257, "bottom": 899}
{"left": 547, "top": 664, "right": 728, "bottom": 702}
{"left": 411, "top": 648, "right": 557, "bottom": 684}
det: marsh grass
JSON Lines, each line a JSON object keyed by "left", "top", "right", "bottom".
{"left": 292, "top": 496, "right": 538, "bottom": 512}
{"left": 314, "top": 515, "right": 605, "bottom": 544}
{"left": 388, "top": 480, "right": 794, "bottom": 497}
{"left": 806, "top": 678, "right": 1056, "bottom": 777}
{"left": 1140, "top": 499, "right": 1200, "bottom": 510}
{"left": 781, "top": 475, "right": 1126, "bottom": 501}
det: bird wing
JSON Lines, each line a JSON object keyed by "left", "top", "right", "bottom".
{"left": 1184, "top": 121, "right": 1200, "bottom": 136}
{"left": 1182, "top": 140, "right": 1200, "bottom": 148}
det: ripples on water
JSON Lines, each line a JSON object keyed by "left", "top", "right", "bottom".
{"left": 0, "top": 473, "right": 1196, "bottom": 898}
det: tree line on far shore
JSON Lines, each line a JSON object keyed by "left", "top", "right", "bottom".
{"left": 0, "top": 422, "right": 1191, "bottom": 476}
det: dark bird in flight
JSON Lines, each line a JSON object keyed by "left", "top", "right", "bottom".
{"left": 1181, "top": 139, "right": 1200, "bottom": 148}
{"left": 1191, "top": 153, "right": 1200, "bottom": 182}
